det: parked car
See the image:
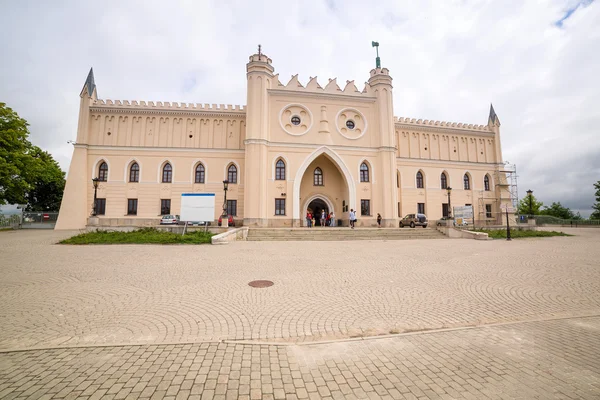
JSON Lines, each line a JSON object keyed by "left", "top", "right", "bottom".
{"left": 436, "top": 216, "right": 451, "bottom": 226}
{"left": 399, "top": 213, "right": 428, "bottom": 228}
{"left": 160, "top": 214, "right": 179, "bottom": 225}
{"left": 218, "top": 214, "right": 235, "bottom": 227}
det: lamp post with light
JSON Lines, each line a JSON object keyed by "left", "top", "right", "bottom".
{"left": 222, "top": 180, "right": 229, "bottom": 227}
{"left": 446, "top": 187, "right": 452, "bottom": 220}
{"left": 91, "top": 177, "right": 100, "bottom": 216}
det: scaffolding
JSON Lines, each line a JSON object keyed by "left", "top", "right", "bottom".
{"left": 477, "top": 162, "right": 518, "bottom": 226}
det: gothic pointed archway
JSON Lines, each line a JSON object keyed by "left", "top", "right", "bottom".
{"left": 293, "top": 146, "right": 355, "bottom": 226}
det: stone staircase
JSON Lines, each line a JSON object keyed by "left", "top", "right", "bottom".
{"left": 246, "top": 227, "right": 446, "bottom": 241}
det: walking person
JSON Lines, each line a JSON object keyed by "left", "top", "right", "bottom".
{"left": 320, "top": 210, "right": 326, "bottom": 227}
{"left": 377, "top": 213, "right": 382, "bottom": 228}
{"left": 349, "top": 209, "right": 356, "bottom": 229}
{"left": 330, "top": 211, "right": 336, "bottom": 227}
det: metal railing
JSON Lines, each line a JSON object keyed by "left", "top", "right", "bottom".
{"left": 532, "top": 215, "right": 600, "bottom": 226}
{"left": 0, "top": 214, "right": 22, "bottom": 229}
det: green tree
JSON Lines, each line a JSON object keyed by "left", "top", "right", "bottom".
{"left": 539, "top": 202, "right": 575, "bottom": 220}
{"left": 591, "top": 181, "right": 600, "bottom": 220}
{"left": 517, "top": 193, "right": 543, "bottom": 215}
{"left": 0, "top": 103, "right": 65, "bottom": 210}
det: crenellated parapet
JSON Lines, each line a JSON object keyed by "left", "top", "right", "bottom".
{"left": 269, "top": 74, "right": 375, "bottom": 98}
{"left": 90, "top": 99, "right": 246, "bottom": 117}
{"left": 394, "top": 116, "right": 490, "bottom": 133}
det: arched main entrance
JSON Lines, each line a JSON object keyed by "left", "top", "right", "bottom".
{"left": 294, "top": 147, "right": 354, "bottom": 227}
{"left": 303, "top": 195, "right": 335, "bottom": 226}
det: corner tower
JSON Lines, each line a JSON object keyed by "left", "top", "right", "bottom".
{"left": 367, "top": 63, "right": 398, "bottom": 227}
{"left": 243, "top": 47, "right": 275, "bottom": 226}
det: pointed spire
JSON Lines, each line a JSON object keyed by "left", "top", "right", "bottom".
{"left": 488, "top": 103, "right": 500, "bottom": 126}
{"left": 83, "top": 68, "right": 96, "bottom": 97}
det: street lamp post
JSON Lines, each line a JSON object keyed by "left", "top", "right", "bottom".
{"left": 446, "top": 187, "right": 452, "bottom": 219}
{"left": 526, "top": 189, "right": 533, "bottom": 216}
{"left": 91, "top": 178, "right": 100, "bottom": 216}
{"left": 222, "top": 180, "right": 229, "bottom": 227}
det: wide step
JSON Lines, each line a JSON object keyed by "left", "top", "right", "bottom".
{"left": 247, "top": 228, "right": 446, "bottom": 241}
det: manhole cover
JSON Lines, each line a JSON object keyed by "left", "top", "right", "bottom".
{"left": 248, "top": 280, "right": 274, "bottom": 288}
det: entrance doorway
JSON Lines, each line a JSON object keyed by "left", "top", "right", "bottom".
{"left": 307, "top": 198, "right": 329, "bottom": 226}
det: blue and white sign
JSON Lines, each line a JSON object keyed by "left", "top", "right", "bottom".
{"left": 180, "top": 193, "right": 215, "bottom": 222}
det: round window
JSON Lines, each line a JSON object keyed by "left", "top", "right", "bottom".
{"left": 346, "top": 120, "right": 355, "bottom": 130}
{"left": 291, "top": 116, "right": 301, "bottom": 126}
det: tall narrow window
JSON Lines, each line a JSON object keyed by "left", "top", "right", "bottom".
{"left": 484, "top": 175, "right": 490, "bottom": 191}
{"left": 416, "top": 171, "right": 424, "bottom": 188}
{"left": 162, "top": 163, "right": 172, "bottom": 183}
{"left": 485, "top": 204, "right": 492, "bottom": 218}
{"left": 226, "top": 200, "right": 237, "bottom": 216}
{"left": 442, "top": 203, "right": 449, "bottom": 217}
{"left": 275, "top": 198, "right": 286, "bottom": 215}
{"left": 127, "top": 199, "right": 138, "bottom": 215}
{"left": 275, "top": 159, "right": 285, "bottom": 180}
{"left": 360, "top": 163, "right": 369, "bottom": 182}
{"left": 129, "top": 162, "right": 139, "bottom": 183}
{"left": 417, "top": 203, "right": 425, "bottom": 214}
{"left": 228, "top": 164, "right": 237, "bottom": 183}
{"left": 463, "top": 174, "right": 470, "bottom": 190}
{"left": 98, "top": 162, "right": 108, "bottom": 181}
{"left": 361, "top": 199, "right": 371, "bottom": 216}
{"left": 160, "top": 199, "right": 171, "bottom": 215}
{"left": 314, "top": 167, "right": 323, "bottom": 186}
{"left": 96, "top": 199, "right": 106, "bottom": 215}
{"left": 440, "top": 173, "right": 447, "bottom": 189}
{"left": 195, "top": 164, "right": 205, "bottom": 184}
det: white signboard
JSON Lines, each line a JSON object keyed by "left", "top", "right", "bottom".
{"left": 453, "top": 206, "right": 474, "bottom": 219}
{"left": 180, "top": 193, "right": 215, "bottom": 222}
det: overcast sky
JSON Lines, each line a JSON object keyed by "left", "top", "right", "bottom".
{"left": 1, "top": 0, "right": 598, "bottom": 216}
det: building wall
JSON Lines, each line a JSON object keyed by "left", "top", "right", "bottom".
{"left": 56, "top": 51, "right": 509, "bottom": 230}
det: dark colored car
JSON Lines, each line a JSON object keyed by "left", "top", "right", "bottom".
{"left": 218, "top": 214, "right": 235, "bottom": 227}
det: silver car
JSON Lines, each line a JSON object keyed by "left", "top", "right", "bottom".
{"left": 399, "top": 213, "right": 428, "bottom": 228}
{"left": 160, "top": 214, "right": 179, "bottom": 225}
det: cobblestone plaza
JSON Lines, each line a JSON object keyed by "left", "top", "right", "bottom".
{"left": 1, "top": 229, "right": 599, "bottom": 399}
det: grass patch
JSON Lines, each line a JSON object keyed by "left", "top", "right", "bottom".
{"left": 60, "top": 228, "right": 213, "bottom": 245}
{"left": 0, "top": 227, "right": 14, "bottom": 232}
{"left": 476, "top": 229, "right": 572, "bottom": 239}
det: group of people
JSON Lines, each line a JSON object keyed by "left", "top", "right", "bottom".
{"left": 305, "top": 210, "right": 336, "bottom": 227}
{"left": 306, "top": 209, "right": 383, "bottom": 229}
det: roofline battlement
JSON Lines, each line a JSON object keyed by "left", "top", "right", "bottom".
{"left": 394, "top": 116, "right": 490, "bottom": 132}
{"left": 271, "top": 74, "right": 375, "bottom": 97}
{"left": 92, "top": 99, "right": 246, "bottom": 112}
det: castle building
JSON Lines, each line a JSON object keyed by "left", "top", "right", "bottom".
{"left": 55, "top": 48, "right": 511, "bottom": 230}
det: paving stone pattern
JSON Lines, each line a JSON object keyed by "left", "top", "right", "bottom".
{"left": 1, "top": 229, "right": 600, "bottom": 350}
{"left": 1, "top": 317, "right": 599, "bottom": 399}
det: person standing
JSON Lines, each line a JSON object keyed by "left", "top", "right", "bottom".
{"left": 330, "top": 211, "right": 336, "bottom": 227}
{"left": 320, "top": 210, "right": 326, "bottom": 227}
{"left": 349, "top": 209, "right": 356, "bottom": 229}
{"left": 377, "top": 213, "right": 382, "bottom": 228}
{"left": 306, "top": 211, "right": 312, "bottom": 228}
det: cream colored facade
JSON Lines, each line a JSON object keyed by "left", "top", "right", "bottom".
{"left": 56, "top": 49, "right": 512, "bottom": 230}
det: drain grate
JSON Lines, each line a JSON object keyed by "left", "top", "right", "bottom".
{"left": 248, "top": 280, "right": 274, "bottom": 288}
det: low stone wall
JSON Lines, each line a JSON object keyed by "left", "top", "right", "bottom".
{"left": 437, "top": 225, "right": 490, "bottom": 240}
{"left": 211, "top": 227, "right": 249, "bottom": 245}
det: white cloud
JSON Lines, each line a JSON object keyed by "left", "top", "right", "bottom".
{"left": 1, "top": 0, "right": 598, "bottom": 215}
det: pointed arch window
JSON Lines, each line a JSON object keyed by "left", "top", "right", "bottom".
{"left": 162, "top": 163, "right": 172, "bottom": 183}
{"left": 484, "top": 175, "right": 490, "bottom": 191}
{"left": 275, "top": 159, "right": 285, "bottom": 180}
{"left": 464, "top": 174, "right": 471, "bottom": 190}
{"left": 360, "top": 163, "right": 370, "bottom": 182}
{"left": 314, "top": 167, "right": 323, "bottom": 186}
{"left": 195, "top": 164, "right": 205, "bottom": 184}
{"left": 228, "top": 164, "right": 237, "bottom": 183}
{"left": 129, "top": 162, "right": 139, "bottom": 182}
{"left": 416, "top": 171, "right": 424, "bottom": 188}
{"left": 440, "top": 172, "right": 447, "bottom": 189}
{"left": 98, "top": 162, "right": 108, "bottom": 182}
